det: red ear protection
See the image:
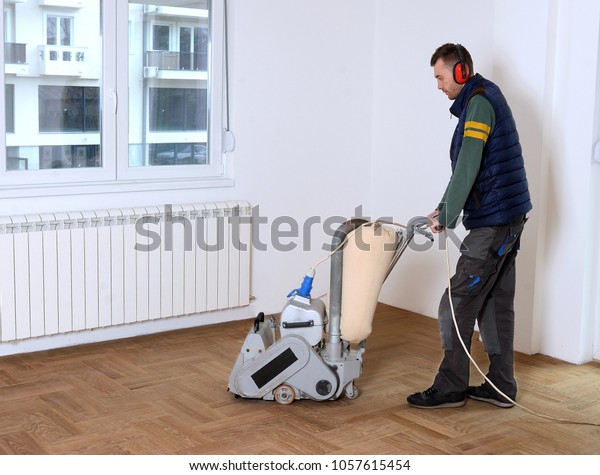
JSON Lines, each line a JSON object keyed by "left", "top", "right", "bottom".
{"left": 453, "top": 44, "right": 470, "bottom": 84}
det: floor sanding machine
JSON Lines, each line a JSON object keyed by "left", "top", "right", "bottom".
{"left": 228, "top": 217, "right": 432, "bottom": 404}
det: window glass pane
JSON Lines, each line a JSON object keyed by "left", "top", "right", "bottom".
{"left": 38, "top": 86, "right": 101, "bottom": 133}
{"left": 47, "top": 16, "right": 57, "bottom": 45}
{"left": 4, "top": 1, "right": 102, "bottom": 171}
{"left": 152, "top": 24, "right": 170, "bottom": 51}
{"left": 149, "top": 87, "right": 207, "bottom": 131}
{"left": 195, "top": 26, "right": 208, "bottom": 70}
{"left": 5, "top": 84, "right": 14, "bottom": 134}
{"left": 179, "top": 27, "right": 191, "bottom": 69}
{"left": 128, "top": 1, "right": 210, "bottom": 167}
{"left": 148, "top": 142, "right": 207, "bottom": 165}
{"left": 60, "top": 17, "right": 72, "bottom": 46}
{"left": 38, "top": 145, "right": 100, "bottom": 169}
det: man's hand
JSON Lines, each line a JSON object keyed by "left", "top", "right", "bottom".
{"left": 427, "top": 210, "right": 445, "bottom": 234}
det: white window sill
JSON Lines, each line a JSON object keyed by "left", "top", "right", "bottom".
{"left": 0, "top": 176, "right": 235, "bottom": 199}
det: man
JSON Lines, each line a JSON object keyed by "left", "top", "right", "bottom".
{"left": 407, "top": 43, "right": 532, "bottom": 409}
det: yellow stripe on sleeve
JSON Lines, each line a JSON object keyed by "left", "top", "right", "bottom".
{"left": 465, "top": 121, "right": 491, "bottom": 134}
{"left": 464, "top": 130, "right": 489, "bottom": 142}
{"left": 464, "top": 120, "right": 491, "bottom": 142}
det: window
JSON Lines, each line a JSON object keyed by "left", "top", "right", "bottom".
{"left": 152, "top": 24, "right": 170, "bottom": 51}
{"left": 5, "top": 84, "right": 13, "bottom": 134}
{"left": 39, "top": 86, "right": 100, "bottom": 133}
{"left": 1, "top": 0, "right": 228, "bottom": 189}
{"left": 180, "top": 25, "right": 208, "bottom": 70}
{"left": 149, "top": 87, "right": 207, "bottom": 132}
{"left": 46, "top": 15, "right": 73, "bottom": 47}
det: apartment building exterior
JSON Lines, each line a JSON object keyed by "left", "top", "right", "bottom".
{"left": 3, "top": 0, "right": 209, "bottom": 172}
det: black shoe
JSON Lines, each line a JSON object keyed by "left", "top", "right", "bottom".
{"left": 466, "top": 384, "right": 515, "bottom": 408}
{"left": 407, "top": 386, "right": 465, "bottom": 409}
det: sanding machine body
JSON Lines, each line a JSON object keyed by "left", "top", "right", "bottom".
{"left": 228, "top": 218, "right": 431, "bottom": 404}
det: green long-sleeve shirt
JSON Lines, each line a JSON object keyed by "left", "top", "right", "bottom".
{"left": 437, "top": 95, "right": 496, "bottom": 229}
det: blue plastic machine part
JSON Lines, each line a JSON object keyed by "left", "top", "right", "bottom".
{"left": 287, "top": 273, "right": 314, "bottom": 298}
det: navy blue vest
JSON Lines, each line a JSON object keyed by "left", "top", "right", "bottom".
{"left": 449, "top": 74, "right": 532, "bottom": 229}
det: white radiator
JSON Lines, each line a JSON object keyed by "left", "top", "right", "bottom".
{"left": 0, "top": 201, "right": 251, "bottom": 342}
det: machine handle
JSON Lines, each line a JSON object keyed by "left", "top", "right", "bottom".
{"left": 253, "top": 312, "right": 265, "bottom": 333}
{"left": 407, "top": 216, "right": 434, "bottom": 242}
{"left": 282, "top": 320, "right": 314, "bottom": 329}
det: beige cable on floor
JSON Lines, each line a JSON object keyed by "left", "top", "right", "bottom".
{"left": 443, "top": 231, "right": 600, "bottom": 427}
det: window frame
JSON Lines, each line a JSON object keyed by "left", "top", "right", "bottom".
{"left": 0, "top": 0, "right": 231, "bottom": 196}
{"left": 45, "top": 14, "right": 74, "bottom": 47}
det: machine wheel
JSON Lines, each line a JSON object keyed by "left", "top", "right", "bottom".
{"left": 345, "top": 384, "right": 359, "bottom": 399}
{"left": 274, "top": 384, "right": 296, "bottom": 405}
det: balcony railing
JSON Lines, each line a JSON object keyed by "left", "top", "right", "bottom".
{"left": 5, "top": 43, "right": 26, "bottom": 64}
{"left": 38, "top": 45, "right": 89, "bottom": 77}
{"left": 145, "top": 50, "right": 208, "bottom": 72}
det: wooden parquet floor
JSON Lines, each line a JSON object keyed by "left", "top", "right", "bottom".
{"left": 0, "top": 303, "right": 599, "bottom": 455}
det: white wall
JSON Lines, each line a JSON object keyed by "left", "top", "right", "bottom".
{"left": 225, "top": 0, "right": 376, "bottom": 309}
{"left": 372, "top": 1, "right": 495, "bottom": 318}
{"left": 490, "top": 0, "right": 549, "bottom": 355}
{"left": 593, "top": 27, "right": 600, "bottom": 361}
{"left": 492, "top": 0, "right": 600, "bottom": 363}
{"left": 531, "top": 0, "right": 600, "bottom": 363}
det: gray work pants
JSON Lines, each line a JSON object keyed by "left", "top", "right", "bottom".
{"left": 433, "top": 215, "right": 527, "bottom": 397}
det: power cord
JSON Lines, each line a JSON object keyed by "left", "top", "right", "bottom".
{"left": 443, "top": 230, "right": 600, "bottom": 427}
{"left": 306, "top": 220, "right": 600, "bottom": 426}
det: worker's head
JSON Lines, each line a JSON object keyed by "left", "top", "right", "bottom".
{"left": 430, "top": 43, "right": 473, "bottom": 100}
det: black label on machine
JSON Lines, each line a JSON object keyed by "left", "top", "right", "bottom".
{"left": 251, "top": 348, "right": 298, "bottom": 389}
